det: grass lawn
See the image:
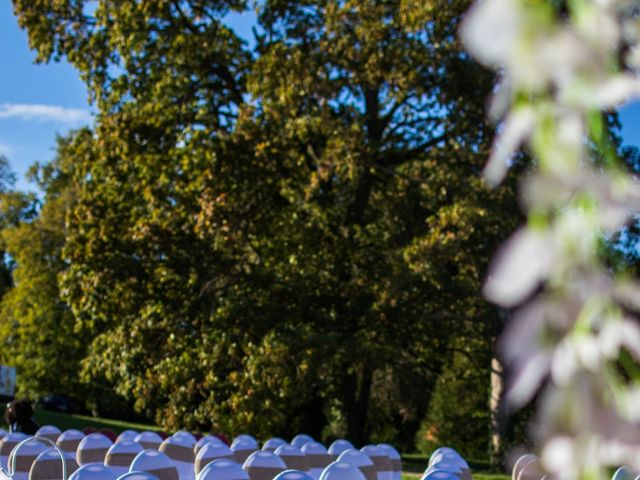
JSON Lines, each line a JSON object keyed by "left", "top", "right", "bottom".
{"left": 33, "top": 409, "right": 161, "bottom": 434}
{"left": 31, "top": 410, "right": 511, "bottom": 479}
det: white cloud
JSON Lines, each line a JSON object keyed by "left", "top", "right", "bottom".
{"left": 0, "top": 103, "right": 92, "bottom": 125}
{"left": 0, "top": 143, "right": 11, "bottom": 157}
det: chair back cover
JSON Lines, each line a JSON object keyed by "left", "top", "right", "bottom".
{"left": 337, "top": 449, "right": 376, "bottom": 480}
{"left": 5, "top": 437, "right": 51, "bottom": 480}
{"left": 0, "top": 434, "right": 30, "bottom": 471}
{"left": 301, "top": 443, "right": 331, "bottom": 480}
{"left": 512, "top": 454, "right": 537, "bottom": 480}
{"left": 327, "top": 440, "right": 354, "bottom": 461}
{"left": 262, "top": 438, "right": 287, "bottom": 452}
{"left": 275, "top": 445, "right": 309, "bottom": 472}
{"left": 231, "top": 440, "right": 257, "bottom": 465}
{"left": 57, "top": 431, "right": 85, "bottom": 457}
{"left": 34, "top": 428, "right": 61, "bottom": 443}
{"left": 290, "top": 436, "right": 314, "bottom": 450}
{"left": 194, "top": 442, "right": 234, "bottom": 475}
{"left": 76, "top": 433, "right": 112, "bottom": 466}
{"left": 170, "top": 432, "right": 196, "bottom": 448}
{"left": 377, "top": 445, "right": 401, "bottom": 480}
{"left": 612, "top": 467, "right": 635, "bottom": 480}
{"left": 105, "top": 441, "right": 144, "bottom": 476}
{"left": 68, "top": 464, "right": 119, "bottom": 480}
{"left": 116, "top": 431, "right": 139, "bottom": 443}
{"left": 133, "top": 432, "right": 163, "bottom": 451}
{"left": 130, "top": 449, "right": 179, "bottom": 480}
{"left": 516, "top": 457, "right": 543, "bottom": 480}
{"left": 361, "top": 446, "right": 392, "bottom": 480}
{"left": 159, "top": 436, "right": 194, "bottom": 480}
{"left": 194, "top": 436, "right": 224, "bottom": 456}
{"left": 428, "top": 448, "right": 458, "bottom": 467}
{"left": 231, "top": 437, "right": 258, "bottom": 449}
{"left": 318, "top": 461, "right": 366, "bottom": 480}
{"left": 116, "top": 473, "right": 159, "bottom": 480}
{"left": 29, "top": 448, "right": 78, "bottom": 480}
{"left": 421, "top": 471, "right": 460, "bottom": 480}
{"left": 197, "top": 459, "right": 249, "bottom": 480}
{"left": 243, "top": 450, "right": 287, "bottom": 480}
{"left": 274, "top": 470, "right": 314, "bottom": 480}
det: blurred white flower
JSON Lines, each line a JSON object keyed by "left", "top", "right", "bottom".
{"left": 461, "top": 0, "right": 640, "bottom": 475}
{"left": 484, "top": 106, "right": 536, "bottom": 185}
{"left": 460, "top": 0, "right": 522, "bottom": 68}
{"left": 484, "top": 227, "right": 551, "bottom": 307}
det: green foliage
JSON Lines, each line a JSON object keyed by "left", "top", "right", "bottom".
{"left": 8, "top": 0, "right": 524, "bottom": 449}
{"left": 416, "top": 349, "right": 491, "bottom": 460}
{"left": 0, "top": 135, "right": 86, "bottom": 400}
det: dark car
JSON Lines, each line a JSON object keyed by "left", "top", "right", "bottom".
{"left": 38, "top": 394, "right": 75, "bottom": 413}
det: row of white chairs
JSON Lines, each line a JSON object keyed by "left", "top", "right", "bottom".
{"left": 421, "top": 447, "right": 471, "bottom": 480}
{"left": 0, "top": 427, "right": 402, "bottom": 480}
{"left": 63, "top": 459, "right": 385, "bottom": 480}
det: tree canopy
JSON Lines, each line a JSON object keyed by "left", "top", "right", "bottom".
{"left": 6, "top": 0, "right": 524, "bottom": 452}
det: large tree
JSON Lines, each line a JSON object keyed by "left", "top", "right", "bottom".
{"left": 12, "top": 0, "right": 520, "bottom": 447}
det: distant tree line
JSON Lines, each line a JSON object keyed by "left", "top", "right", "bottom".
{"left": 1, "top": 0, "right": 534, "bottom": 457}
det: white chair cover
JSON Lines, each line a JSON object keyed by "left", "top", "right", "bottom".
{"left": 117, "top": 473, "right": 159, "bottom": 480}
{"left": 197, "top": 459, "right": 249, "bottom": 480}
{"left": 327, "top": 440, "right": 354, "bottom": 461}
{"left": 76, "top": 433, "right": 113, "bottom": 466}
{"left": 231, "top": 440, "right": 257, "bottom": 465}
{"left": 68, "top": 463, "right": 119, "bottom": 480}
{"left": 6, "top": 438, "right": 49, "bottom": 480}
{"left": 275, "top": 445, "right": 309, "bottom": 472}
{"left": 35, "top": 427, "right": 61, "bottom": 443}
{"left": 29, "top": 448, "right": 78, "bottom": 480}
{"left": 133, "top": 432, "right": 162, "bottom": 451}
{"left": 337, "top": 449, "right": 376, "bottom": 480}
{"left": 423, "top": 464, "right": 465, "bottom": 479}
{"left": 301, "top": 443, "right": 331, "bottom": 480}
{"left": 319, "top": 461, "right": 366, "bottom": 480}
{"left": 116, "top": 431, "right": 139, "bottom": 443}
{"left": 274, "top": 471, "right": 314, "bottom": 480}
{"left": 57, "top": 430, "right": 85, "bottom": 458}
{"left": 290, "top": 436, "right": 314, "bottom": 449}
{"left": 195, "top": 442, "right": 234, "bottom": 476}
{"left": 421, "top": 471, "right": 460, "bottom": 480}
{"left": 0, "top": 433, "right": 29, "bottom": 471}
{"left": 361, "top": 446, "right": 392, "bottom": 480}
{"left": 613, "top": 467, "right": 636, "bottom": 480}
{"left": 232, "top": 436, "right": 258, "bottom": 449}
{"left": 262, "top": 438, "right": 287, "bottom": 452}
{"left": 130, "top": 449, "right": 179, "bottom": 480}
{"left": 243, "top": 450, "right": 287, "bottom": 480}
{"left": 517, "top": 457, "right": 543, "bottom": 480}
{"left": 170, "top": 432, "right": 196, "bottom": 447}
{"left": 377, "top": 444, "right": 401, "bottom": 480}
{"left": 160, "top": 435, "right": 195, "bottom": 480}
{"left": 512, "top": 454, "right": 537, "bottom": 480}
{"left": 194, "top": 436, "right": 224, "bottom": 456}
{"left": 105, "top": 440, "right": 144, "bottom": 476}
{"left": 428, "top": 448, "right": 459, "bottom": 467}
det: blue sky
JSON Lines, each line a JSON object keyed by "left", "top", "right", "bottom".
{"left": 2, "top": 3, "right": 640, "bottom": 193}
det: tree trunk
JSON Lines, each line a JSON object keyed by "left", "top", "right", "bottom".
{"left": 490, "top": 356, "right": 504, "bottom": 467}
{"left": 344, "top": 365, "right": 373, "bottom": 446}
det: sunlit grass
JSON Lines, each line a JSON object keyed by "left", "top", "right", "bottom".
{"left": 33, "top": 409, "right": 160, "bottom": 434}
